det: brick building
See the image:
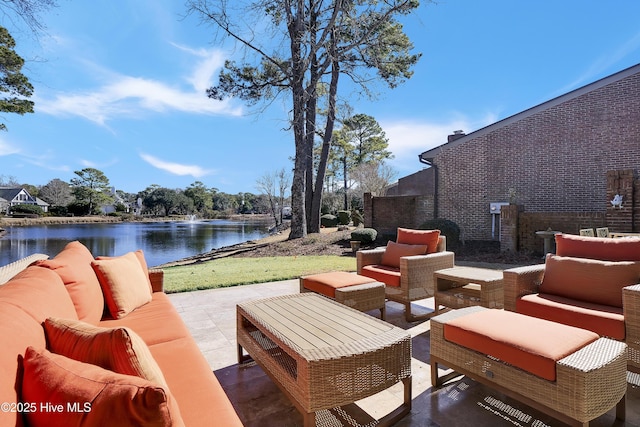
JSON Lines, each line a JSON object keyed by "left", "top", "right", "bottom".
{"left": 370, "top": 63, "right": 640, "bottom": 253}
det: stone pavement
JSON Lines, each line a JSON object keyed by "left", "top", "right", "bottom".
{"left": 168, "top": 280, "right": 640, "bottom": 427}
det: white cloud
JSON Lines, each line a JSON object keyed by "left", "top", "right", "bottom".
{"left": 140, "top": 153, "right": 213, "bottom": 178}
{"left": 0, "top": 138, "right": 20, "bottom": 156}
{"left": 35, "top": 46, "right": 241, "bottom": 125}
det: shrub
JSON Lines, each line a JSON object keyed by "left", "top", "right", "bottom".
{"left": 418, "top": 219, "right": 461, "bottom": 249}
{"left": 351, "top": 228, "right": 377, "bottom": 243}
{"left": 337, "top": 210, "right": 350, "bottom": 225}
{"left": 321, "top": 214, "right": 338, "bottom": 227}
{"left": 11, "top": 204, "right": 43, "bottom": 215}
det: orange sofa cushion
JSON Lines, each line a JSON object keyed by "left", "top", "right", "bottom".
{"left": 302, "top": 272, "right": 377, "bottom": 298}
{"left": 99, "top": 293, "right": 191, "bottom": 346}
{"left": 361, "top": 264, "right": 401, "bottom": 287}
{"left": 517, "top": 293, "right": 625, "bottom": 340}
{"left": 0, "top": 303, "right": 47, "bottom": 427}
{"left": 44, "top": 317, "right": 167, "bottom": 387}
{"left": 555, "top": 233, "right": 640, "bottom": 261}
{"left": 92, "top": 251, "right": 153, "bottom": 319}
{"left": 96, "top": 249, "right": 153, "bottom": 292}
{"left": 380, "top": 241, "right": 428, "bottom": 268}
{"left": 149, "top": 337, "right": 243, "bottom": 427}
{"left": 444, "top": 309, "right": 599, "bottom": 381}
{"left": 0, "top": 265, "right": 78, "bottom": 322}
{"left": 21, "top": 347, "right": 185, "bottom": 427}
{"left": 36, "top": 241, "right": 104, "bottom": 324}
{"left": 396, "top": 228, "right": 440, "bottom": 253}
{"left": 539, "top": 255, "right": 640, "bottom": 308}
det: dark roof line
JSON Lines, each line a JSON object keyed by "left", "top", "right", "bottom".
{"left": 419, "top": 62, "right": 640, "bottom": 161}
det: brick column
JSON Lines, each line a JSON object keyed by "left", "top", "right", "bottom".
{"left": 606, "top": 170, "right": 635, "bottom": 232}
{"left": 500, "top": 204, "right": 520, "bottom": 252}
{"left": 363, "top": 192, "right": 373, "bottom": 228}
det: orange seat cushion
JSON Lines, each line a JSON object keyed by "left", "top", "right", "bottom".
{"left": 539, "top": 255, "right": 640, "bottom": 308}
{"left": 302, "top": 272, "right": 377, "bottom": 298}
{"left": 21, "top": 347, "right": 185, "bottom": 427}
{"left": 555, "top": 233, "right": 640, "bottom": 261}
{"left": 380, "top": 241, "right": 428, "bottom": 268}
{"left": 92, "top": 251, "right": 153, "bottom": 319}
{"left": 99, "top": 292, "right": 192, "bottom": 346}
{"left": 44, "top": 317, "right": 167, "bottom": 387}
{"left": 361, "top": 264, "right": 401, "bottom": 287}
{"left": 36, "top": 241, "right": 104, "bottom": 324}
{"left": 517, "top": 293, "right": 625, "bottom": 340}
{"left": 444, "top": 309, "right": 599, "bottom": 381}
{"left": 396, "top": 228, "right": 441, "bottom": 253}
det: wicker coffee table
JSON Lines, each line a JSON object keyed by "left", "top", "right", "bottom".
{"left": 434, "top": 266, "right": 504, "bottom": 314}
{"left": 237, "top": 293, "right": 412, "bottom": 427}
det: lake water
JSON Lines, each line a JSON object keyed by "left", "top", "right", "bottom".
{"left": 0, "top": 219, "right": 272, "bottom": 267}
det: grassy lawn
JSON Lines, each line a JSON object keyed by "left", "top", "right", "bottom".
{"left": 163, "top": 255, "right": 356, "bottom": 293}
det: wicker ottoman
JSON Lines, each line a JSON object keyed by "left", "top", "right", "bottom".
{"left": 430, "top": 306, "right": 628, "bottom": 426}
{"left": 300, "top": 272, "right": 386, "bottom": 319}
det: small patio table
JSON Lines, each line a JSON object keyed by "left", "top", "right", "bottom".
{"left": 237, "top": 293, "right": 412, "bottom": 427}
{"left": 434, "top": 266, "right": 504, "bottom": 314}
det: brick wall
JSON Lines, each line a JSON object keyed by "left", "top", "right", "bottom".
{"left": 432, "top": 68, "right": 640, "bottom": 241}
{"left": 364, "top": 193, "right": 435, "bottom": 237}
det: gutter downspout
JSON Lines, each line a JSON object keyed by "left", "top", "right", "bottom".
{"left": 419, "top": 155, "right": 438, "bottom": 220}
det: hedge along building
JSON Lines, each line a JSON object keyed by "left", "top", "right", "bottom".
{"left": 369, "top": 63, "right": 640, "bottom": 253}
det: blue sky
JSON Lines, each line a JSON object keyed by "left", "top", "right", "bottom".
{"left": 1, "top": 1, "right": 640, "bottom": 195}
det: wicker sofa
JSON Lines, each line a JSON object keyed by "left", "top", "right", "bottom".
{"left": 0, "top": 241, "right": 242, "bottom": 427}
{"left": 357, "top": 228, "right": 455, "bottom": 321}
{"left": 503, "top": 233, "right": 640, "bottom": 373}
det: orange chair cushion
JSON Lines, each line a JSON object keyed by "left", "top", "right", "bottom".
{"left": 380, "top": 241, "right": 428, "bottom": 268}
{"left": 539, "top": 254, "right": 640, "bottom": 308}
{"left": 517, "top": 293, "right": 625, "bottom": 340}
{"left": 396, "top": 228, "right": 441, "bottom": 253}
{"left": 21, "top": 347, "right": 185, "bottom": 427}
{"left": 96, "top": 249, "right": 153, "bottom": 292}
{"left": 444, "top": 309, "right": 599, "bottom": 381}
{"left": 555, "top": 233, "right": 640, "bottom": 261}
{"left": 361, "top": 264, "right": 401, "bottom": 287}
{"left": 92, "top": 251, "right": 153, "bottom": 319}
{"left": 302, "top": 272, "right": 377, "bottom": 298}
{"left": 44, "top": 317, "right": 167, "bottom": 387}
{"left": 36, "top": 241, "right": 104, "bottom": 324}
{"left": 0, "top": 265, "right": 78, "bottom": 322}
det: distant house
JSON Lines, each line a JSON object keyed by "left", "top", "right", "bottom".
{"left": 366, "top": 63, "right": 640, "bottom": 252}
{"left": 0, "top": 187, "right": 49, "bottom": 214}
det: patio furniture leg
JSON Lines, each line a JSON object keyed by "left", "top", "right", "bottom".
{"left": 405, "top": 301, "right": 436, "bottom": 322}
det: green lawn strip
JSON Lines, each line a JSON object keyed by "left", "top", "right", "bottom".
{"left": 163, "top": 255, "right": 356, "bottom": 293}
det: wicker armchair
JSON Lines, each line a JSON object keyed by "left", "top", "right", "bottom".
{"left": 357, "top": 231, "right": 454, "bottom": 322}
{"left": 503, "top": 262, "right": 640, "bottom": 374}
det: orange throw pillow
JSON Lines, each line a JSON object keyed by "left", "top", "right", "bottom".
{"left": 92, "top": 252, "right": 152, "bottom": 319}
{"left": 36, "top": 241, "right": 104, "bottom": 324}
{"left": 381, "top": 241, "right": 429, "bottom": 268}
{"left": 44, "top": 317, "right": 167, "bottom": 387}
{"left": 96, "top": 249, "right": 153, "bottom": 293}
{"left": 396, "top": 228, "right": 441, "bottom": 253}
{"left": 539, "top": 255, "right": 640, "bottom": 307}
{"left": 21, "top": 347, "right": 185, "bottom": 427}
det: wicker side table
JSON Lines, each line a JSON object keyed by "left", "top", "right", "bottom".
{"left": 434, "top": 266, "right": 504, "bottom": 314}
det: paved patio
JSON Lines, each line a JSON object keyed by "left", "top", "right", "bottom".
{"left": 168, "top": 280, "right": 640, "bottom": 427}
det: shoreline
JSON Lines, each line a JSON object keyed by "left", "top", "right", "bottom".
{"left": 0, "top": 214, "right": 274, "bottom": 227}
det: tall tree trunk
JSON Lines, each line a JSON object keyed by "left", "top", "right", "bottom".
{"left": 288, "top": 0, "right": 307, "bottom": 239}
{"left": 310, "top": 52, "right": 339, "bottom": 232}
